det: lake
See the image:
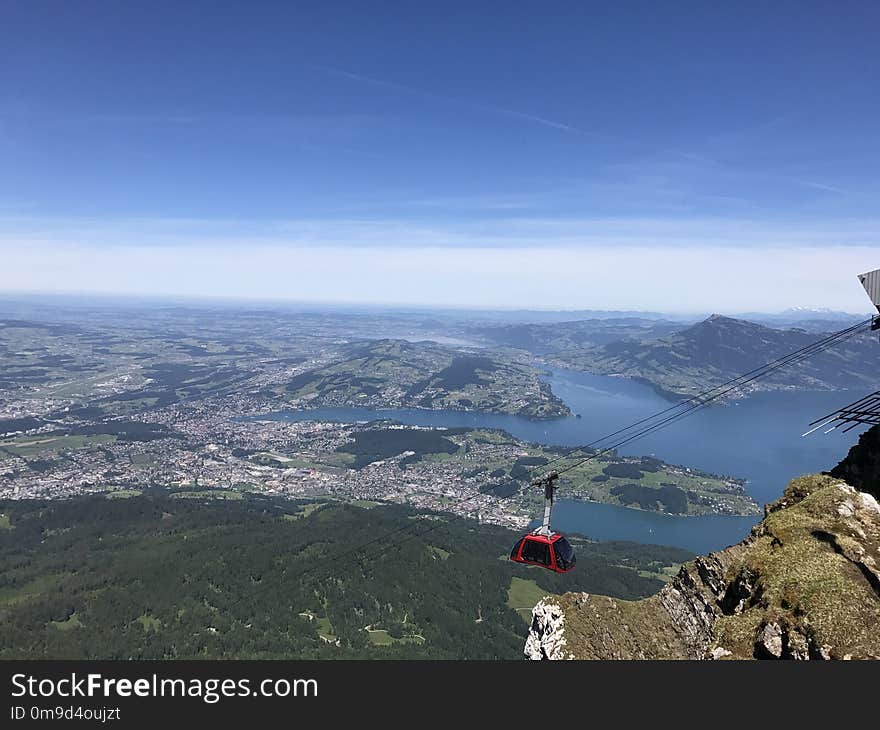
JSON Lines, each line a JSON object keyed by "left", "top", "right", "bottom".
{"left": 253, "top": 369, "right": 867, "bottom": 553}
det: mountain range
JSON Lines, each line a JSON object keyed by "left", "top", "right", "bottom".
{"left": 280, "top": 338, "right": 569, "bottom": 419}
{"left": 479, "top": 314, "right": 878, "bottom": 399}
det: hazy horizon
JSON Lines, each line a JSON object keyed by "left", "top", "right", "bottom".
{"left": 0, "top": 287, "right": 873, "bottom": 321}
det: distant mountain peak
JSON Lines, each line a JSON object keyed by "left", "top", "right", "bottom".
{"left": 701, "top": 313, "right": 750, "bottom": 324}
{"left": 783, "top": 306, "right": 836, "bottom": 314}
{"left": 687, "top": 313, "right": 761, "bottom": 332}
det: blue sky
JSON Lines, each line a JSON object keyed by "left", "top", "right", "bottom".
{"left": 1, "top": 1, "right": 878, "bottom": 311}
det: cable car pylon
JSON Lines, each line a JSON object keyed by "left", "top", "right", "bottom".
{"left": 532, "top": 470, "right": 559, "bottom": 537}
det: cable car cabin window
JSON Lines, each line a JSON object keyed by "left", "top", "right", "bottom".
{"left": 553, "top": 537, "right": 575, "bottom": 571}
{"left": 520, "top": 538, "right": 551, "bottom": 566}
{"left": 510, "top": 539, "right": 524, "bottom": 560}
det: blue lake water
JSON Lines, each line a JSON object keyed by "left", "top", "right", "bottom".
{"left": 254, "top": 370, "right": 867, "bottom": 553}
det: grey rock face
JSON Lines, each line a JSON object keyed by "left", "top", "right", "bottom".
{"left": 756, "top": 622, "right": 783, "bottom": 658}
{"left": 524, "top": 599, "right": 571, "bottom": 660}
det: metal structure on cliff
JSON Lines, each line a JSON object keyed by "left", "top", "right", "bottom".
{"left": 804, "top": 268, "right": 880, "bottom": 436}
{"left": 858, "top": 268, "right": 880, "bottom": 329}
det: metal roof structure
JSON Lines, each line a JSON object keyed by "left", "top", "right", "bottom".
{"left": 859, "top": 268, "right": 880, "bottom": 313}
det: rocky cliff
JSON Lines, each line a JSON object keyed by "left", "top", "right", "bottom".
{"left": 525, "top": 466, "right": 880, "bottom": 660}
{"left": 830, "top": 424, "right": 880, "bottom": 501}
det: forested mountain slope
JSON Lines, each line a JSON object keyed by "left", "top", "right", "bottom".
{"left": 0, "top": 491, "right": 689, "bottom": 659}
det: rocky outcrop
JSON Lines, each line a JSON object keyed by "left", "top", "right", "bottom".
{"left": 524, "top": 600, "right": 570, "bottom": 660}
{"left": 831, "top": 424, "right": 880, "bottom": 501}
{"left": 526, "top": 474, "right": 880, "bottom": 660}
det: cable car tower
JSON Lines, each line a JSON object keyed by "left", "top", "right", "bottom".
{"left": 533, "top": 471, "right": 559, "bottom": 537}
{"left": 804, "top": 267, "right": 880, "bottom": 436}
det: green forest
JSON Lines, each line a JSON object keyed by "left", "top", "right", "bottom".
{"left": 0, "top": 492, "right": 691, "bottom": 659}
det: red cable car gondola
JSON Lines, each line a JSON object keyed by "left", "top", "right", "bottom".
{"left": 509, "top": 471, "right": 576, "bottom": 573}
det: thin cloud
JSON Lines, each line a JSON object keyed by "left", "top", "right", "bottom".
{"left": 400, "top": 195, "right": 539, "bottom": 211}
{"left": 790, "top": 179, "right": 848, "bottom": 195}
{"left": 314, "top": 64, "right": 591, "bottom": 136}
{"left": 4, "top": 212, "right": 880, "bottom": 252}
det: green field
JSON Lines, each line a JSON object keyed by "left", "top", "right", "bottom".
{"left": 315, "top": 616, "right": 336, "bottom": 643}
{"left": 169, "top": 490, "right": 244, "bottom": 501}
{"left": 282, "top": 500, "right": 375, "bottom": 521}
{"left": 507, "top": 577, "right": 554, "bottom": 622}
{"left": 51, "top": 612, "right": 83, "bottom": 632}
{"left": 105, "top": 489, "right": 143, "bottom": 500}
{"left": 366, "top": 629, "right": 425, "bottom": 646}
{"left": 428, "top": 545, "right": 451, "bottom": 560}
{"left": 250, "top": 453, "right": 315, "bottom": 469}
{"left": 637, "top": 564, "right": 681, "bottom": 582}
{"left": 0, "top": 573, "right": 65, "bottom": 608}
{"left": 135, "top": 613, "right": 162, "bottom": 633}
{"left": 0, "top": 433, "right": 116, "bottom": 458}
{"left": 293, "top": 502, "right": 327, "bottom": 519}
{"left": 295, "top": 611, "right": 337, "bottom": 643}
{"left": 366, "top": 628, "right": 393, "bottom": 645}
